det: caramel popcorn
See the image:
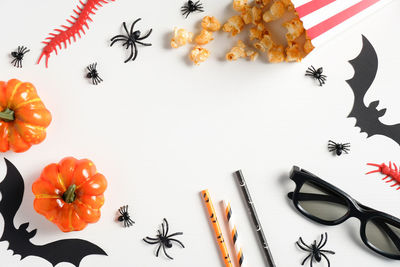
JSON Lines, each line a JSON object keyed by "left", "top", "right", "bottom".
{"left": 233, "top": 0, "right": 248, "bottom": 12}
{"left": 226, "top": 40, "right": 247, "bottom": 61}
{"left": 263, "top": 0, "right": 285, "bottom": 23}
{"left": 195, "top": 29, "right": 214, "bottom": 45}
{"left": 254, "top": 32, "right": 274, "bottom": 52}
{"left": 249, "top": 23, "right": 266, "bottom": 41}
{"left": 285, "top": 42, "right": 302, "bottom": 62}
{"left": 304, "top": 37, "right": 315, "bottom": 54}
{"left": 268, "top": 44, "right": 285, "bottom": 63}
{"left": 189, "top": 46, "right": 210, "bottom": 65}
{"left": 171, "top": 28, "right": 193, "bottom": 48}
{"left": 281, "top": 0, "right": 295, "bottom": 11}
{"left": 241, "top": 6, "right": 262, "bottom": 25}
{"left": 223, "top": 15, "right": 245, "bottom": 36}
{"left": 255, "top": 0, "right": 271, "bottom": 7}
{"left": 201, "top": 16, "right": 221, "bottom": 32}
{"left": 246, "top": 50, "right": 259, "bottom": 61}
{"left": 283, "top": 18, "right": 304, "bottom": 42}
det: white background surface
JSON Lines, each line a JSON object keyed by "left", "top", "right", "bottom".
{"left": 0, "top": 0, "right": 400, "bottom": 266}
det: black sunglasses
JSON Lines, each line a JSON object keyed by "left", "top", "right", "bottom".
{"left": 287, "top": 166, "right": 400, "bottom": 260}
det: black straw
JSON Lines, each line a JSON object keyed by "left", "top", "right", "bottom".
{"left": 235, "top": 170, "right": 276, "bottom": 267}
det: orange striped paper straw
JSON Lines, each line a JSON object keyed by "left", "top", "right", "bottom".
{"left": 201, "top": 190, "right": 233, "bottom": 267}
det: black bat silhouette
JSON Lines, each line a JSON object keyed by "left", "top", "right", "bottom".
{"left": 346, "top": 35, "right": 400, "bottom": 145}
{"left": 0, "top": 158, "right": 107, "bottom": 266}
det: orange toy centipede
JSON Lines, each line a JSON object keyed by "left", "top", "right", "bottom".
{"left": 201, "top": 190, "right": 233, "bottom": 267}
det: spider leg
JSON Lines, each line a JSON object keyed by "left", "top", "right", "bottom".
{"left": 111, "top": 38, "right": 128, "bottom": 47}
{"left": 122, "top": 41, "right": 131, "bottom": 48}
{"left": 320, "top": 250, "right": 335, "bottom": 254}
{"left": 164, "top": 218, "right": 169, "bottom": 236}
{"left": 318, "top": 233, "right": 328, "bottom": 249}
{"left": 130, "top": 42, "right": 139, "bottom": 62}
{"left": 137, "top": 29, "right": 153, "bottom": 40}
{"left": 155, "top": 244, "right": 162, "bottom": 257}
{"left": 296, "top": 241, "right": 312, "bottom": 252}
{"left": 169, "top": 238, "right": 185, "bottom": 248}
{"left": 299, "top": 237, "right": 312, "bottom": 249}
{"left": 162, "top": 244, "right": 174, "bottom": 260}
{"left": 185, "top": 11, "right": 191, "bottom": 18}
{"left": 145, "top": 236, "right": 159, "bottom": 241}
{"left": 136, "top": 41, "right": 152, "bottom": 46}
{"left": 111, "top": 35, "right": 129, "bottom": 41}
{"left": 321, "top": 253, "right": 331, "bottom": 267}
{"left": 130, "top": 18, "right": 142, "bottom": 35}
{"left": 309, "top": 254, "right": 314, "bottom": 267}
{"left": 122, "top": 21, "right": 130, "bottom": 36}
{"left": 162, "top": 222, "right": 166, "bottom": 236}
{"left": 166, "top": 232, "right": 183, "bottom": 238}
{"left": 143, "top": 238, "right": 160, "bottom": 244}
{"left": 124, "top": 43, "right": 135, "bottom": 63}
{"left": 301, "top": 254, "right": 311, "bottom": 265}
{"left": 181, "top": 9, "right": 189, "bottom": 15}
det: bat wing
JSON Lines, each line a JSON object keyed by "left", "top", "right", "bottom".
{"left": 32, "top": 239, "right": 107, "bottom": 267}
{"left": 346, "top": 35, "right": 378, "bottom": 120}
{"left": 346, "top": 35, "right": 400, "bottom": 146}
{"left": 0, "top": 158, "right": 25, "bottom": 226}
{"left": 0, "top": 158, "right": 107, "bottom": 266}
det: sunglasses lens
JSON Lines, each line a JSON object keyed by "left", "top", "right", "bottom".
{"left": 366, "top": 218, "right": 400, "bottom": 256}
{"left": 297, "top": 181, "right": 349, "bottom": 222}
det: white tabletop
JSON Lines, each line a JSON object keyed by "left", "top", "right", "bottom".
{"left": 0, "top": 0, "right": 400, "bottom": 266}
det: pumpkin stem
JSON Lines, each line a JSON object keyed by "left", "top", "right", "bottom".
{"left": 63, "top": 184, "right": 77, "bottom": 203}
{"left": 0, "top": 108, "right": 15, "bottom": 122}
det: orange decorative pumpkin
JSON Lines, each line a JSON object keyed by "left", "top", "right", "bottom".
{"left": 32, "top": 157, "right": 107, "bottom": 232}
{"left": 0, "top": 79, "right": 52, "bottom": 152}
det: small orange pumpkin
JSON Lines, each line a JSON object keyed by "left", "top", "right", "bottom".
{"left": 32, "top": 157, "right": 107, "bottom": 232}
{"left": 0, "top": 79, "right": 52, "bottom": 152}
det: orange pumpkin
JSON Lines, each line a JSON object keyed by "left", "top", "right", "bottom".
{"left": 0, "top": 79, "right": 52, "bottom": 152}
{"left": 32, "top": 157, "right": 107, "bottom": 232}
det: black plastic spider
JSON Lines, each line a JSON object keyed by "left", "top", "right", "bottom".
{"left": 118, "top": 205, "right": 135, "bottom": 227}
{"left": 86, "top": 63, "right": 103, "bottom": 85}
{"left": 143, "top": 218, "right": 185, "bottom": 260}
{"left": 305, "top": 66, "right": 327, "bottom": 86}
{"left": 11, "top": 46, "right": 30, "bottom": 68}
{"left": 110, "top": 18, "right": 152, "bottom": 63}
{"left": 296, "top": 233, "right": 335, "bottom": 267}
{"left": 328, "top": 140, "right": 350, "bottom": 156}
{"left": 181, "top": 0, "right": 204, "bottom": 18}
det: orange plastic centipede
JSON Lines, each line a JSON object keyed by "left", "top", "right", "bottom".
{"left": 201, "top": 190, "right": 233, "bottom": 267}
{"left": 38, "top": 0, "right": 115, "bottom": 67}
